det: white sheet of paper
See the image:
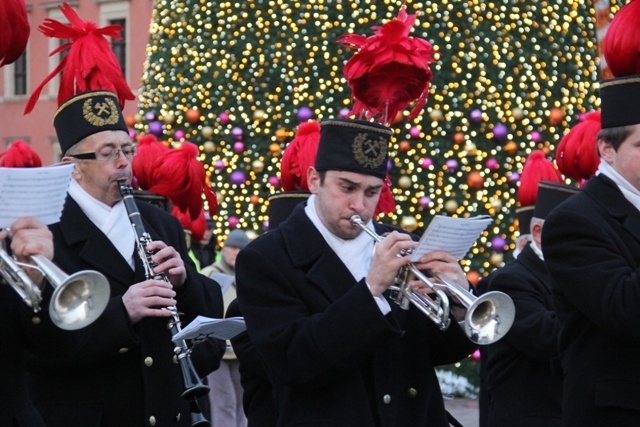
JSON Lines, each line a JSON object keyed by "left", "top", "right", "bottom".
{"left": 210, "top": 272, "right": 235, "bottom": 295}
{"left": 0, "top": 163, "right": 74, "bottom": 229}
{"left": 410, "top": 215, "right": 492, "bottom": 262}
{"left": 172, "top": 316, "right": 246, "bottom": 342}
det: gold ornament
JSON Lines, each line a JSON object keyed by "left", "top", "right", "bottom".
{"left": 444, "top": 199, "right": 458, "bottom": 213}
{"left": 491, "top": 198, "right": 502, "bottom": 210}
{"left": 511, "top": 108, "right": 524, "bottom": 120}
{"left": 203, "top": 141, "right": 215, "bottom": 153}
{"left": 254, "top": 109, "right": 267, "bottom": 121}
{"left": 490, "top": 252, "right": 504, "bottom": 266}
{"left": 163, "top": 113, "right": 175, "bottom": 124}
{"left": 401, "top": 216, "right": 418, "bottom": 233}
{"left": 398, "top": 175, "right": 412, "bottom": 189}
{"left": 201, "top": 126, "right": 214, "bottom": 139}
{"left": 429, "top": 109, "right": 444, "bottom": 121}
{"left": 252, "top": 160, "right": 265, "bottom": 173}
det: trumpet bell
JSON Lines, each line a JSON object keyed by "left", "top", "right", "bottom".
{"left": 464, "top": 291, "right": 515, "bottom": 345}
{"left": 49, "top": 270, "right": 111, "bottom": 331}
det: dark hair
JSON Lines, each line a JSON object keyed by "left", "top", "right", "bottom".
{"left": 318, "top": 170, "right": 327, "bottom": 185}
{"left": 597, "top": 126, "right": 633, "bottom": 152}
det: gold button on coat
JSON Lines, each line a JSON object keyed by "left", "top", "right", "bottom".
{"left": 149, "top": 415, "right": 156, "bottom": 425}
{"left": 383, "top": 394, "right": 391, "bottom": 404}
{"left": 118, "top": 348, "right": 128, "bottom": 354}
{"left": 407, "top": 388, "right": 418, "bottom": 398}
{"left": 144, "top": 357, "right": 153, "bottom": 366}
{"left": 31, "top": 316, "right": 41, "bottom": 325}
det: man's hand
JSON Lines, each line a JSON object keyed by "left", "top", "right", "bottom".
{"left": 3, "top": 217, "right": 54, "bottom": 287}
{"left": 122, "top": 279, "right": 177, "bottom": 324}
{"left": 366, "top": 231, "right": 416, "bottom": 296}
{"left": 146, "top": 241, "right": 187, "bottom": 289}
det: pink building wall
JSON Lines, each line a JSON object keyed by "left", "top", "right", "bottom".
{"left": 0, "top": 0, "right": 153, "bottom": 165}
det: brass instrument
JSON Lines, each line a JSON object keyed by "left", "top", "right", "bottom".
{"left": 118, "top": 182, "right": 210, "bottom": 426}
{"left": 0, "top": 248, "right": 110, "bottom": 330}
{"left": 350, "top": 215, "right": 515, "bottom": 345}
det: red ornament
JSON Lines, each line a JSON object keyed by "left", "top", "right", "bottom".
{"left": 185, "top": 108, "right": 201, "bottom": 124}
{"left": 467, "top": 171, "right": 484, "bottom": 189}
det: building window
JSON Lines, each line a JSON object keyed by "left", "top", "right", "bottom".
{"left": 13, "top": 53, "right": 28, "bottom": 96}
{"left": 110, "top": 18, "right": 127, "bottom": 77}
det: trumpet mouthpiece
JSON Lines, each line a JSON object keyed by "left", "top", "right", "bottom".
{"left": 350, "top": 215, "right": 363, "bottom": 226}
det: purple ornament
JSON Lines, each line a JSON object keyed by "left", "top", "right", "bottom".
{"left": 508, "top": 172, "right": 520, "bottom": 183}
{"left": 421, "top": 158, "right": 433, "bottom": 169}
{"left": 387, "top": 159, "right": 393, "bottom": 173}
{"left": 230, "top": 171, "right": 246, "bottom": 185}
{"left": 486, "top": 158, "right": 499, "bottom": 170}
{"left": 219, "top": 112, "right": 230, "bottom": 125}
{"left": 445, "top": 159, "right": 458, "bottom": 171}
{"left": 297, "top": 107, "right": 313, "bottom": 122}
{"left": 231, "top": 127, "right": 243, "bottom": 140}
{"left": 149, "top": 121, "right": 163, "bottom": 136}
{"left": 174, "top": 129, "right": 185, "bottom": 140}
{"left": 233, "top": 141, "right": 245, "bottom": 153}
{"left": 409, "top": 126, "right": 421, "bottom": 138}
{"left": 145, "top": 111, "right": 157, "bottom": 122}
{"left": 530, "top": 131, "right": 541, "bottom": 143}
{"left": 339, "top": 108, "right": 350, "bottom": 119}
{"left": 129, "top": 130, "right": 137, "bottom": 139}
{"left": 263, "top": 220, "right": 270, "bottom": 231}
{"left": 215, "top": 159, "right": 225, "bottom": 171}
{"left": 470, "top": 109, "right": 483, "bottom": 123}
{"left": 419, "top": 196, "right": 431, "bottom": 208}
{"left": 492, "top": 124, "right": 508, "bottom": 141}
{"left": 491, "top": 236, "right": 507, "bottom": 252}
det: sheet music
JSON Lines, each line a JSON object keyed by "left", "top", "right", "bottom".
{"left": 172, "top": 316, "right": 246, "bottom": 342}
{"left": 410, "top": 215, "right": 492, "bottom": 262}
{"left": 0, "top": 163, "right": 74, "bottom": 228}
{"left": 210, "top": 272, "right": 235, "bottom": 295}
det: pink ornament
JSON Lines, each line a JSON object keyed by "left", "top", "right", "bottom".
{"left": 230, "top": 171, "right": 246, "bottom": 185}
{"left": 409, "top": 126, "right": 421, "bottom": 138}
{"left": 508, "top": 172, "right": 520, "bottom": 183}
{"left": 215, "top": 159, "right": 225, "bottom": 171}
{"left": 470, "top": 109, "right": 483, "bottom": 123}
{"left": 233, "top": 141, "right": 245, "bottom": 153}
{"left": 472, "top": 349, "right": 481, "bottom": 361}
{"left": 228, "top": 216, "right": 240, "bottom": 229}
{"left": 419, "top": 196, "right": 431, "bottom": 208}
{"left": 129, "top": 130, "right": 136, "bottom": 139}
{"left": 263, "top": 220, "right": 270, "bottom": 231}
{"left": 339, "top": 108, "right": 350, "bottom": 119}
{"left": 174, "top": 130, "right": 185, "bottom": 140}
{"left": 486, "top": 158, "right": 499, "bottom": 170}
{"left": 421, "top": 158, "right": 433, "bottom": 168}
{"left": 530, "top": 131, "right": 541, "bottom": 143}
{"left": 268, "top": 176, "right": 280, "bottom": 187}
{"left": 219, "top": 112, "right": 230, "bottom": 125}
{"left": 445, "top": 159, "right": 458, "bottom": 171}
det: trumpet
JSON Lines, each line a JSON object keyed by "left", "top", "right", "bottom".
{"left": 350, "top": 215, "right": 515, "bottom": 345}
{"left": 0, "top": 248, "right": 110, "bottom": 330}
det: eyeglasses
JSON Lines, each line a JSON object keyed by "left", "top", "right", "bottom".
{"left": 69, "top": 145, "right": 137, "bottom": 162}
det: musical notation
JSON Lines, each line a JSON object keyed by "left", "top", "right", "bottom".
{"left": 0, "top": 163, "right": 74, "bottom": 228}
{"left": 409, "top": 215, "right": 492, "bottom": 262}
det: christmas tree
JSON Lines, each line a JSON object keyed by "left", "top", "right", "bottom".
{"left": 136, "top": 0, "right": 617, "bottom": 277}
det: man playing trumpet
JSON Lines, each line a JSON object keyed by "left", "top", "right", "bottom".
{"left": 236, "top": 118, "right": 476, "bottom": 427}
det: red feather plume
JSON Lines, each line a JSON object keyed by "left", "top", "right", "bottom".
{"left": 338, "top": 6, "right": 436, "bottom": 124}
{"left": 0, "top": 0, "right": 30, "bottom": 67}
{"left": 280, "top": 121, "right": 321, "bottom": 191}
{"left": 374, "top": 175, "right": 396, "bottom": 217}
{"left": 147, "top": 142, "right": 217, "bottom": 221}
{"left": 603, "top": 0, "right": 640, "bottom": 77}
{"left": 556, "top": 112, "right": 601, "bottom": 182}
{"left": 518, "top": 150, "right": 563, "bottom": 207}
{"left": 24, "top": 2, "right": 134, "bottom": 114}
{"left": 0, "top": 141, "right": 42, "bottom": 168}
{"left": 171, "top": 206, "right": 207, "bottom": 243}
{"left": 132, "top": 134, "right": 170, "bottom": 190}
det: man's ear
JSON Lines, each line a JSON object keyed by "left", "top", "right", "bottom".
{"left": 307, "top": 167, "right": 320, "bottom": 194}
{"left": 597, "top": 139, "right": 613, "bottom": 163}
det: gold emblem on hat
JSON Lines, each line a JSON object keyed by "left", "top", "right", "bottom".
{"left": 82, "top": 97, "right": 120, "bottom": 127}
{"left": 353, "top": 133, "right": 387, "bottom": 169}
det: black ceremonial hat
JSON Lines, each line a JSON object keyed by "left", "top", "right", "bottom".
{"left": 600, "top": 75, "right": 640, "bottom": 129}
{"left": 53, "top": 90, "right": 129, "bottom": 155}
{"left": 533, "top": 181, "right": 579, "bottom": 220}
{"left": 515, "top": 205, "right": 534, "bottom": 234}
{"left": 268, "top": 191, "right": 311, "bottom": 229}
{"left": 315, "top": 118, "right": 392, "bottom": 179}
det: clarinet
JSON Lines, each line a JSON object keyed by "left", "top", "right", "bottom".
{"left": 118, "top": 182, "right": 211, "bottom": 426}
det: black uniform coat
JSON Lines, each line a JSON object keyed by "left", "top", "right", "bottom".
{"left": 485, "top": 243, "right": 562, "bottom": 427}
{"left": 0, "top": 286, "right": 45, "bottom": 427}
{"left": 236, "top": 204, "right": 476, "bottom": 427}
{"left": 25, "top": 197, "right": 225, "bottom": 427}
{"left": 542, "top": 174, "right": 640, "bottom": 426}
